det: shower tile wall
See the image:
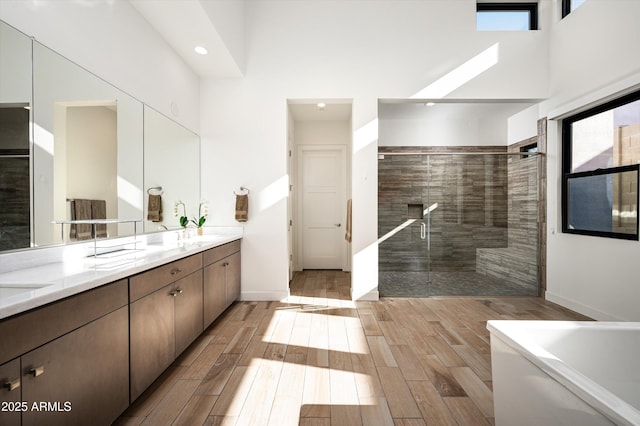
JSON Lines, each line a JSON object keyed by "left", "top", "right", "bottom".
{"left": 378, "top": 147, "right": 508, "bottom": 273}
{"left": 0, "top": 107, "right": 30, "bottom": 251}
{"left": 475, "top": 136, "right": 541, "bottom": 293}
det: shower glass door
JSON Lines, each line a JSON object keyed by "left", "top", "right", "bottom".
{"left": 378, "top": 150, "right": 540, "bottom": 297}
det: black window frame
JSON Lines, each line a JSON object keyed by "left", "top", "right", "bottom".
{"left": 561, "top": 0, "right": 571, "bottom": 18}
{"left": 476, "top": 3, "right": 538, "bottom": 31}
{"left": 561, "top": 90, "right": 640, "bottom": 240}
{"left": 562, "top": 0, "right": 583, "bottom": 18}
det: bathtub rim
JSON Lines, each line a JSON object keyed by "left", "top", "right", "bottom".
{"left": 487, "top": 320, "right": 640, "bottom": 426}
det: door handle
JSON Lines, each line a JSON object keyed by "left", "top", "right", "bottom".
{"left": 30, "top": 366, "right": 45, "bottom": 377}
{"left": 335, "top": 223, "right": 342, "bottom": 228}
{"left": 420, "top": 222, "right": 426, "bottom": 240}
{"left": 4, "top": 378, "right": 20, "bottom": 391}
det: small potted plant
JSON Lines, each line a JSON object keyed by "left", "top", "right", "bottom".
{"left": 173, "top": 200, "right": 189, "bottom": 238}
{"left": 174, "top": 200, "right": 188, "bottom": 227}
{"left": 190, "top": 201, "right": 208, "bottom": 236}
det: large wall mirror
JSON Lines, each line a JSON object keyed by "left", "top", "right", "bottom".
{"left": 0, "top": 19, "right": 201, "bottom": 253}
{"left": 33, "top": 40, "right": 144, "bottom": 247}
{"left": 0, "top": 20, "right": 32, "bottom": 252}
{"left": 143, "top": 105, "right": 200, "bottom": 234}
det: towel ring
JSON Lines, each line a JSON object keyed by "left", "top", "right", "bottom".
{"left": 234, "top": 186, "right": 250, "bottom": 195}
{"left": 147, "top": 186, "right": 163, "bottom": 195}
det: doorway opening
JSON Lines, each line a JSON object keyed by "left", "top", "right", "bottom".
{"left": 287, "top": 100, "right": 353, "bottom": 285}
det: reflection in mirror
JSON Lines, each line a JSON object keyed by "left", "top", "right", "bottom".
{"left": 32, "top": 41, "right": 144, "bottom": 247}
{"left": 0, "top": 19, "right": 202, "bottom": 254}
{"left": 0, "top": 21, "right": 32, "bottom": 251}
{"left": 143, "top": 106, "right": 200, "bottom": 233}
{"left": 0, "top": 105, "right": 30, "bottom": 250}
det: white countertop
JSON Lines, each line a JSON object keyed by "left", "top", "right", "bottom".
{"left": 0, "top": 228, "right": 242, "bottom": 320}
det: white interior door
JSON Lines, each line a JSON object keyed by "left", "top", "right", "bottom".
{"left": 299, "top": 146, "right": 346, "bottom": 269}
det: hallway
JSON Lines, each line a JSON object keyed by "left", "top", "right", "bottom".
{"left": 116, "top": 270, "right": 590, "bottom": 425}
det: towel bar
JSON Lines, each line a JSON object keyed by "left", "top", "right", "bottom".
{"left": 147, "top": 186, "right": 163, "bottom": 195}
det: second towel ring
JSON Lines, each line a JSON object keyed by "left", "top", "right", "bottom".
{"left": 147, "top": 186, "right": 164, "bottom": 195}
{"left": 234, "top": 186, "right": 250, "bottom": 195}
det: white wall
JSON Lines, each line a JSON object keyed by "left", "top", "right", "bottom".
{"left": 294, "top": 121, "right": 351, "bottom": 146}
{"left": 508, "top": 105, "right": 539, "bottom": 144}
{"left": 0, "top": 1, "right": 200, "bottom": 132}
{"left": 543, "top": 0, "right": 640, "bottom": 321}
{"left": 200, "top": 0, "right": 245, "bottom": 74}
{"left": 380, "top": 104, "right": 513, "bottom": 147}
{"left": 0, "top": 20, "right": 30, "bottom": 105}
{"left": 200, "top": 0, "right": 551, "bottom": 301}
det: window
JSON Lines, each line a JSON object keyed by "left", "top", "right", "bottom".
{"left": 476, "top": 3, "right": 538, "bottom": 31}
{"left": 562, "top": 91, "right": 640, "bottom": 240}
{"left": 562, "top": 0, "right": 586, "bottom": 18}
{"left": 520, "top": 142, "right": 538, "bottom": 157}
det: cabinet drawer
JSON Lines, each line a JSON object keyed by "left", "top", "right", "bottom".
{"left": 130, "top": 253, "right": 202, "bottom": 302}
{"left": 0, "top": 279, "right": 128, "bottom": 365}
{"left": 203, "top": 240, "right": 241, "bottom": 266}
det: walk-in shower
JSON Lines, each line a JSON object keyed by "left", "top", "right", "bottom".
{"left": 378, "top": 147, "right": 542, "bottom": 297}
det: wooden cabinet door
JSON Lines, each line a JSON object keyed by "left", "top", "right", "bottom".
{"left": 130, "top": 284, "right": 175, "bottom": 402}
{"left": 0, "top": 358, "right": 21, "bottom": 426}
{"left": 174, "top": 271, "right": 204, "bottom": 355}
{"left": 226, "top": 252, "right": 241, "bottom": 306}
{"left": 203, "top": 260, "right": 227, "bottom": 327}
{"left": 21, "top": 307, "right": 129, "bottom": 426}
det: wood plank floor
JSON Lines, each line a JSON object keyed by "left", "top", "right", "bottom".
{"left": 115, "top": 270, "right": 591, "bottom": 426}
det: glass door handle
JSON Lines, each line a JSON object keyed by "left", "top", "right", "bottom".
{"left": 427, "top": 214, "right": 431, "bottom": 250}
{"left": 420, "top": 222, "right": 426, "bottom": 240}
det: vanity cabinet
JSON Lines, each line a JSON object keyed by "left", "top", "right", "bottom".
{"left": 0, "top": 358, "right": 21, "bottom": 426}
{"left": 0, "top": 237, "right": 241, "bottom": 421}
{"left": 203, "top": 240, "right": 241, "bottom": 327}
{"left": 0, "top": 279, "right": 129, "bottom": 426}
{"left": 129, "top": 254, "right": 204, "bottom": 401}
{"left": 174, "top": 271, "right": 204, "bottom": 355}
{"left": 21, "top": 307, "right": 128, "bottom": 426}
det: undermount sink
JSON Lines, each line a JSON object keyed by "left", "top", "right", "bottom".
{"left": 0, "top": 283, "right": 54, "bottom": 298}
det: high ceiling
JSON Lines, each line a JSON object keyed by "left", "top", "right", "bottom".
{"left": 129, "top": 0, "right": 243, "bottom": 78}
{"left": 129, "top": 2, "right": 539, "bottom": 127}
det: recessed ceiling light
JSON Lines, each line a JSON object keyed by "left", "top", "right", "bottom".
{"left": 317, "top": 103, "right": 326, "bottom": 109}
{"left": 426, "top": 102, "right": 436, "bottom": 107}
{"left": 194, "top": 46, "right": 208, "bottom": 55}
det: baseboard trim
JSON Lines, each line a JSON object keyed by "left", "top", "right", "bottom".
{"left": 351, "top": 289, "right": 379, "bottom": 301}
{"left": 241, "top": 290, "right": 291, "bottom": 302}
{"left": 545, "top": 291, "right": 623, "bottom": 321}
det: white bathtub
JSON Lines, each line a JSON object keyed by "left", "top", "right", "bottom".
{"left": 487, "top": 320, "right": 640, "bottom": 426}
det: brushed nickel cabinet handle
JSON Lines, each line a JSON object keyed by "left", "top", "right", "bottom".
{"left": 4, "top": 378, "right": 20, "bottom": 391}
{"left": 30, "top": 366, "right": 44, "bottom": 377}
{"left": 175, "top": 288, "right": 183, "bottom": 294}
{"left": 170, "top": 268, "right": 182, "bottom": 275}
{"left": 169, "top": 290, "right": 178, "bottom": 297}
